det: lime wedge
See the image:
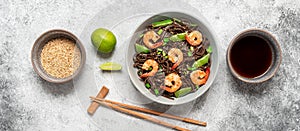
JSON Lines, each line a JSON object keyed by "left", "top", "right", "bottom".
{"left": 99, "top": 62, "right": 122, "bottom": 71}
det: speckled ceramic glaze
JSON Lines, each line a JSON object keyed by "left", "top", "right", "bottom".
{"left": 31, "top": 29, "right": 86, "bottom": 83}
{"left": 126, "top": 12, "right": 219, "bottom": 105}
{"left": 227, "top": 29, "right": 282, "bottom": 83}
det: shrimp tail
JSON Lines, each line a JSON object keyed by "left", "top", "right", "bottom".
{"left": 171, "top": 62, "right": 179, "bottom": 70}
{"left": 205, "top": 67, "right": 210, "bottom": 75}
{"left": 200, "top": 67, "right": 210, "bottom": 85}
{"left": 140, "top": 72, "right": 151, "bottom": 78}
{"left": 204, "top": 67, "right": 210, "bottom": 80}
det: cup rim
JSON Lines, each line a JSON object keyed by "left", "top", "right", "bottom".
{"left": 226, "top": 28, "right": 282, "bottom": 83}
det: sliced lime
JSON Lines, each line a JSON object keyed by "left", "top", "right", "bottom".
{"left": 99, "top": 62, "right": 122, "bottom": 71}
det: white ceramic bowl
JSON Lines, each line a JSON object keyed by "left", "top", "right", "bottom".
{"left": 126, "top": 12, "right": 219, "bottom": 105}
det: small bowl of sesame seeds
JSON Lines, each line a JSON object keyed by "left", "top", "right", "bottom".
{"left": 31, "top": 29, "right": 86, "bottom": 83}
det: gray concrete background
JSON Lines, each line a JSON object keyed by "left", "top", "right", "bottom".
{"left": 0, "top": 0, "right": 300, "bottom": 130}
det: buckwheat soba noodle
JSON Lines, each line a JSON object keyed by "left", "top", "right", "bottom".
{"left": 133, "top": 17, "right": 212, "bottom": 99}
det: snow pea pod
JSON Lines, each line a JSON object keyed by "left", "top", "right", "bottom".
{"left": 169, "top": 32, "right": 187, "bottom": 42}
{"left": 192, "top": 54, "right": 210, "bottom": 68}
{"left": 152, "top": 19, "right": 173, "bottom": 27}
{"left": 175, "top": 87, "right": 192, "bottom": 98}
{"left": 135, "top": 44, "right": 150, "bottom": 53}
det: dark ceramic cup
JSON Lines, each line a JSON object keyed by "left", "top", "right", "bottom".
{"left": 226, "top": 29, "right": 282, "bottom": 83}
{"left": 31, "top": 29, "right": 86, "bottom": 83}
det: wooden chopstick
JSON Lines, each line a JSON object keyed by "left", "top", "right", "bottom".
{"left": 91, "top": 97, "right": 190, "bottom": 131}
{"left": 87, "top": 86, "right": 109, "bottom": 115}
{"left": 90, "top": 96, "right": 206, "bottom": 126}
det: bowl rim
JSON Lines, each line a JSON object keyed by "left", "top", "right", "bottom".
{"left": 226, "top": 28, "right": 282, "bottom": 83}
{"left": 126, "top": 11, "right": 220, "bottom": 105}
{"left": 31, "top": 29, "right": 86, "bottom": 83}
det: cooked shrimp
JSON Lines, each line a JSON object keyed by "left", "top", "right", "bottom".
{"left": 139, "top": 59, "right": 159, "bottom": 78}
{"left": 168, "top": 48, "right": 183, "bottom": 70}
{"left": 190, "top": 68, "right": 210, "bottom": 85}
{"left": 186, "top": 30, "right": 202, "bottom": 46}
{"left": 143, "top": 30, "right": 163, "bottom": 49}
{"left": 160, "top": 73, "right": 182, "bottom": 93}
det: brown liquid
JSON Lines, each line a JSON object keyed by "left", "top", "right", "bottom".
{"left": 230, "top": 36, "right": 272, "bottom": 78}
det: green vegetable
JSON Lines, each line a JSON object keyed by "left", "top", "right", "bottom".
{"left": 157, "top": 29, "right": 163, "bottom": 35}
{"left": 207, "top": 46, "right": 212, "bottom": 53}
{"left": 187, "top": 66, "right": 197, "bottom": 71}
{"left": 162, "top": 51, "right": 166, "bottom": 56}
{"left": 138, "top": 71, "right": 143, "bottom": 76}
{"left": 169, "top": 32, "right": 187, "bottom": 42}
{"left": 190, "top": 23, "right": 198, "bottom": 27}
{"left": 157, "top": 48, "right": 163, "bottom": 52}
{"left": 99, "top": 62, "right": 122, "bottom": 71}
{"left": 184, "top": 70, "right": 188, "bottom": 75}
{"left": 139, "top": 34, "right": 144, "bottom": 38}
{"left": 190, "top": 46, "right": 194, "bottom": 51}
{"left": 91, "top": 28, "right": 117, "bottom": 54}
{"left": 145, "top": 83, "right": 151, "bottom": 89}
{"left": 157, "top": 51, "right": 161, "bottom": 55}
{"left": 195, "top": 85, "right": 200, "bottom": 90}
{"left": 163, "top": 38, "right": 170, "bottom": 43}
{"left": 152, "top": 19, "right": 173, "bottom": 27}
{"left": 173, "top": 18, "right": 181, "bottom": 23}
{"left": 159, "top": 65, "right": 163, "bottom": 69}
{"left": 164, "top": 56, "right": 168, "bottom": 59}
{"left": 175, "top": 87, "right": 192, "bottom": 98}
{"left": 192, "top": 54, "right": 210, "bottom": 68}
{"left": 154, "top": 89, "right": 159, "bottom": 95}
{"left": 188, "top": 51, "right": 193, "bottom": 57}
{"left": 135, "top": 44, "right": 150, "bottom": 53}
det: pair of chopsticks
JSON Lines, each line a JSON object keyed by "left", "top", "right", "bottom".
{"left": 89, "top": 96, "right": 206, "bottom": 131}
